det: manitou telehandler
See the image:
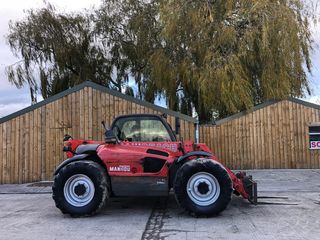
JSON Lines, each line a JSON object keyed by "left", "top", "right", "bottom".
{"left": 53, "top": 114, "right": 257, "bottom": 217}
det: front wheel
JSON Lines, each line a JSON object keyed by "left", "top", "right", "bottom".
{"left": 174, "top": 158, "right": 232, "bottom": 216}
{"left": 52, "top": 160, "right": 110, "bottom": 217}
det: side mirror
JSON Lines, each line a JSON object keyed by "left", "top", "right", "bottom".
{"left": 175, "top": 117, "right": 181, "bottom": 135}
{"left": 101, "top": 121, "right": 107, "bottom": 131}
{"left": 63, "top": 134, "right": 73, "bottom": 141}
{"left": 105, "top": 129, "right": 117, "bottom": 144}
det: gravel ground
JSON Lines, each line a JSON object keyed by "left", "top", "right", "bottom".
{"left": 0, "top": 169, "right": 319, "bottom": 240}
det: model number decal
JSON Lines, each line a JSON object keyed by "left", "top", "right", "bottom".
{"left": 109, "top": 165, "right": 131, "bottom": 172}
{"left": 127, "top": 142, "right": 178, "bottom": 152}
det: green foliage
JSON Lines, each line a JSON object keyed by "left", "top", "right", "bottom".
{"left": 6, "top": 3, "right": 121, "bottom": 100}
{"left": 155, "top": 0, "right": 314, "bottom": 121}
{"left": 6, "top": 0, "right": 315, "bottom": 122}
{"left": 94, "top": 0, "right": 163, "bottom": 102}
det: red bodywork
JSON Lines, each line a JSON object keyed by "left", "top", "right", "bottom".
{"left": 64, "top": 139, "right": 252, "bottom": 201}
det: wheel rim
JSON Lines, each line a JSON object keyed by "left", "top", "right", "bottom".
{"left": 187, "top": 172, "right": 220, "bottom": 206}
{"left": 63, "top": 174, "right": 95, "bottom": 207}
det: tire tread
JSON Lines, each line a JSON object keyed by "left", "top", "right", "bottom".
{"left": 52, "top": 160, "right": 109, "bottom": 217}
{"left": 174, "top": 158, "right": 232, "bottom": 217}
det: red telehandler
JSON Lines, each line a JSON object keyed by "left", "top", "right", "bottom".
{"left": 53, "top": 114, "right": 257, "bottom": 217}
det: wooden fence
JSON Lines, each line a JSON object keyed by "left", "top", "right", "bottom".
{"left": 0, "top": 82, "right": 196, "bottom": 184}
{"left": 199, "top": 99, "right": 320, "bottom": 169}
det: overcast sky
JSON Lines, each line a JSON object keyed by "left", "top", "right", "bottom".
{"left": 0, "top": 0, "right": 319, "bottom": 118}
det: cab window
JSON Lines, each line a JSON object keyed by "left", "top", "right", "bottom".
{"left": 113, "top": 116, "right": 172, "bottom": 142}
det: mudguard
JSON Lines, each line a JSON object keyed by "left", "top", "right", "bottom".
{"left": 75, "top": 144, "right": 100, "bottom": 154}
{"left": 176, "top": 151, "right": 212, "bottom": 163}
{"left": 53, "top": 154, "right": 89, "bottom": 175}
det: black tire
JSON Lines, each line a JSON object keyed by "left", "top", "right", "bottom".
{"left": 173, "top": 158, "right": 232, "bottom": 217}
{"left": 52, "top": 160, "right": 110, "bottom": 217}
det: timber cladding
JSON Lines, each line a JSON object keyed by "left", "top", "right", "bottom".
{"left": 0, "top": 82, "right": 196, "bottom": 184}
{"left": 199, "top": 99, "right": 320, "bottom": 170}
{"left": 1, "top": 82, "right": 320, "bottom": 184}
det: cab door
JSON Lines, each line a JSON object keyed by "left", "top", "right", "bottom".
{"left": 114, "top": 115, "right": 176, "bottom": 173}
{"left": 109, "top": 115, "right": 176, "bottom": 196}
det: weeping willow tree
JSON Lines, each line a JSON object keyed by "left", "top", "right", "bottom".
{"left": 94, "top": 0, "right": 163, "bottom": 102}
{"left": 151, "top": 0, "right": 314, "bottom": 121}
{"left": 6, "top": 3, "right": 133, "bottom": 102}
{"left": 6, "top": 0, "right": 315, "bottom": 122}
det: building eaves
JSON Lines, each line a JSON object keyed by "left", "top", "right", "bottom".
{"left": 214, "top": 97, "right": 320, "bottom": 125}
{"left": 0, "top": 81, "right": 196, "bottom": 124}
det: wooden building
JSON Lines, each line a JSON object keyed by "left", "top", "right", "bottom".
{"left": 0, "top": 81, "right": 196, "bottom": 184}
{"left": 199, "top": 98, "right": 320, "bottom": 170}
{"left": 1, "top": 82, "right": 319, "bottom": 184}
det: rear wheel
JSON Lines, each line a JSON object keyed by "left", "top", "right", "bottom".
{"left": 174, "top": 158, "right": 232, "bottom": 216}
{"left": 52, "top": 160, "right": 109, "bottom": 217}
